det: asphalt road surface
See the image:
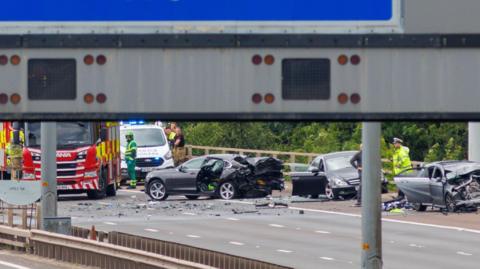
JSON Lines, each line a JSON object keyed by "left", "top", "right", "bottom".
{"left": 0, "top": 249, "right": 93, "bottom": 269}
{"left": 60, "top": 190, "right": 480, "bottom": 269}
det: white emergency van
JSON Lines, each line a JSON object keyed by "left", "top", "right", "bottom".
{"left": 120, "top": 122, "right": 174, "bottom": 181}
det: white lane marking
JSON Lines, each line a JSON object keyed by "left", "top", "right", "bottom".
{"left": 457, "top": 251, "right": 473, "bottom": 256}
{"left": 187, "top": 234, "right": 201, "bottom": 238}
{"left": 255, "top": 246, "right": 260, "bottom": 248}
{"left": 269, "top": 224, "right": 285, "bottom": 228}
{"left": 277, "top": 249, "right": 293, "bottom": 253}
{"left": 320, "top": 257, "right": 335, "bottom": 261}
{"left": 408, "top": 243, "right": 424, "bottom": 248}
{"left": 144, "top": 229, "right": 158, "bottom": 232}
{"left": 0, "top": 260, "right": 31, "bottom": 269}
{"left": 226, "top": 200, "right": 480, "bottom": 234}
{"left": 98, "top": 202, "right": 111, "bottom": 205}
{"left": 229, "top": 241, "right": 245, "bottom": 246}
{"left": 227, "top": 217, "right": 239, "bottom": 221}
{"left": 103, "top": 222, "right": 117, "bottom": 226}
{"left": 118, "top": 189, "right": 143, "bottom": 194}
{"left": 389, "top": 240, "right": 395, "bottom": 244}
{"left": 295, "top": 227, "right": 301, "bottom": 230}
{"left": 182, "top": 212, "right": 196, "bottom": 216}
{"left": 315, "top": 230, "right": 331, "bottom": 234}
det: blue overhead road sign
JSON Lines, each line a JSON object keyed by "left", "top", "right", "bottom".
{"left": 2, "top": 0, "right": 392, "bottom": 21}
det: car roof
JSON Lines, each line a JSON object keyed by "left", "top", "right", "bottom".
{"left": 320, "top": 151, "right": 357, "bottom": 159}
{"left": 196, "top": 154, "right": 240, "bottom": 161}
{"left": 429, "top": 160, "right": 475, "bottom": 170}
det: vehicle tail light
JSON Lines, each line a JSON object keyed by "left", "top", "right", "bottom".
{"left": 10, "top": 55, "right": 21, "bottom": 65}
{"left": 350, "top": 93, "right": 361, "bottom": 104}
{"left": 252, "top": 93, "right": 262, "bottom": 104}
{"left": 264, "top": 93, "right": 275, "bottom": 104}
{"left": 84, "top": 55, "right": 94, "bottom": 65}
{"left": 96, "top": 93, "right": 107, "bottom": 103}
{"left": 0, "top": 55, "right": 8, "bottom": 65}
{"left": 337, "top": 93, "right": 348, "bottom": 104}
{"left": 10, "top": 93, "right": 21, "bottom": 104}
{"left": 350, "top": 55, "right": 361, "bottom": 65}
{"left": 96, "top": 55, "right": 107, "bottom": 65}
{"left": 252, "top": 55, "right": 262, "bottom": 65}
{"left": 0, "top": 93, "right": 8, "bottom": 104}
{"left": 84, "top": 93, "right": 94, "bottom": 104}
{"left": 338, "top": 55, "right": 348, "bottom": 65}
{"left": 264, "top": 55, "right": 275, "bottom": 65}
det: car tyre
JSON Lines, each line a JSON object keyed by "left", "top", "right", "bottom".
{"left": 87, "top": 169, "right": 107, "bottom": 200}
{"left": 325, "top": 183, "right": 337, "bottom": 200}
{"left": 106, "top": 181, "right": 117, "bottom": 197}
{"left": 185, "top": 195, "right": 200, "bottom": 200}
{"left": 445, "top": 193, "right": 457, "bottom": 212}
{"left": 217, "top": 181, "right": 237, "bottom": 200}
{"left": 412, "top": 203, "right": 427, "bottom": 212}
{"left": 147, "top": 179, "right": 169, "bottom": 201}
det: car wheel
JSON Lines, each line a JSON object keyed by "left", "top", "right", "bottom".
{"left": 325, "top": 183, "right": 336, "bottom": 200}
{"left": 412, "top": 203, "right": 427, "bottom": 212}
{"left": 310, "top": 194, "right": 320, "bottom": 199}
{"left": 445, "top": 193, "right": 457, "bottom": 212}
{"left": 217, "top": 182, "right": 237, "bottom": 200}
{"left": 185, "top": 195, "right": 200, "bottom": 200}
{"left": 147, "top": 179, "right": 168, "bottom": 201}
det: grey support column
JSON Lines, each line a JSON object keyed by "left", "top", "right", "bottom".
{"left": 40, "top": 122, "right": 57, "bottom": 230}
{"left": 361, "top": 122, "right": 383, "bottom": 269}
{"left": 468, "top": 122, "right": 480, "bottom": 161}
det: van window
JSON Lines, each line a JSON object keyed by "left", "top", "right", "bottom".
{"left": 121, "top": 128, "right": 166, "bottom": 147}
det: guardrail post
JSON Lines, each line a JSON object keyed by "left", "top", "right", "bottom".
{"left": 21, "top": 206, "right": 27, "bottom": 229}
{"left": 36, "top": 204, "right": 41, "bottom": 229}
{"left": 289, "top": 154, "right": 296, "bottom": 163}
{"left": 7, "top": 208, "right": 13, "bottom": 227}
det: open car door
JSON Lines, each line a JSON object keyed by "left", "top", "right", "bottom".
{"left": 196, "top": 158, "right": 225, "bottom": 192}
{"left": 394, "top": 166, "right": 433, "bottom": 204}
{"left": 291, "top": 170, "right": 328, "bottom": 197}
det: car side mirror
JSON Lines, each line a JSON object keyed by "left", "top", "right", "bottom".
{"left": 311, "top": 168, "right": 319, "bottom": 174}
{"left": 178, "top": 166, "right": 186, "bottom": 172}
{"left": 100, "top": 128, "right": 108, "bottom": 141}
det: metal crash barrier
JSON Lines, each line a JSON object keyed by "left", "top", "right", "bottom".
{"left": 0, "top": 225, "right": 292, "bottom": 269}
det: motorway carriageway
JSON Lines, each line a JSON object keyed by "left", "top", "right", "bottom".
{"left": 69, "top": 189, "right": 480, "bottom": 269}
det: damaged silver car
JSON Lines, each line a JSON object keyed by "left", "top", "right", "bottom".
{"left": 394, "top": 161, "right": 480, "bottom": 212}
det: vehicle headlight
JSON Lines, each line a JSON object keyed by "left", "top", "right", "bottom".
{"left": 332, "top": 177, "right": 348, "bottom": 187}
{"left": 31, "top": 152, "right": 41, "bottom": 161}
{"left": 85, "top": 171, "right": 97, "bottom": 178}
{"left": 77, "top": 150, "right": 87, "bottom": 160}
{"left": 23, "top": 172, "right": 35, "bottom": 179}
{"left": 164, "top": 151, "right": 172, "bottom": 160}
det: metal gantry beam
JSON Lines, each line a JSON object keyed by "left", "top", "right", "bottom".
{"left": 361, "top": 122, "right": 383, "bottom": 269}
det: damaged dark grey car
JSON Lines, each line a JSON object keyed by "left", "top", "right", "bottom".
{"left": 394, "top": 161, "right": 480, "bottom": 212}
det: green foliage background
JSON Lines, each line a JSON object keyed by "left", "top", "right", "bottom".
{"left": 182, "top": 122, "right": 468, "bottom": 163}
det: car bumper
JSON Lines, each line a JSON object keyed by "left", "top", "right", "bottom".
{"left": 332, "top": 186, "right": 357, "bottom": 196}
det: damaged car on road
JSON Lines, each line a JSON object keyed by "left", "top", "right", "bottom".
{"left": 290, "top": 151, "right": 388, "bottom": 200}
{"left": 394, "top": 161, "right": 480, "bottom": 212}
{"left": 145, "top": 154, "right": 284, "bottom": 201}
